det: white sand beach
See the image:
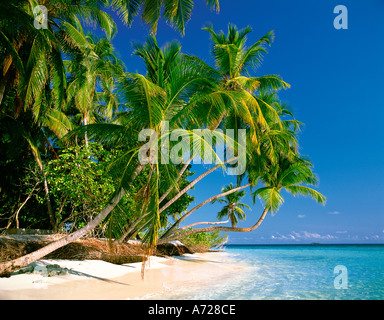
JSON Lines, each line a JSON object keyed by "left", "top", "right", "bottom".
{"left": 0, "top": 252, "right": 242, "bottom": 300}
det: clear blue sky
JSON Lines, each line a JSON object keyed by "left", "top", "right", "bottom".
{"left": 106, "top": 0, "right": 384, "bottom": 244}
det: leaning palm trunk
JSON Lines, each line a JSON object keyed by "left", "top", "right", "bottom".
{"left": 41, "top": 169, "right": 56, "bottom": 231}
{"left": 158, "top": 158, "right": 191, "bottom": 204}
{"left": 158, "top": 120, "right": 224, "bottom": 205}
{"left": 0, "top": 165, "right": 143, "bottom": 277}
{"left": 0, "top": 188, "right": 125, "bottom": 277}
{"left": 161, "top": 183, "right": 251, "bottom": 239}
{"left": 159, "top": 206, "right": 269, "bottom": 244}
{"left": 118, "top": 212, "right": 151, "bottom": 243}
{"left": 159, "top": 157, "right": 236, "bottom": 214}
{"left": 180, "top": 218, "right": 230, "bottom": 229}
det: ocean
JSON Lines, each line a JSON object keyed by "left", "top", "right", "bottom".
{"left": 159, "top": 244, "right": 384, "bottom": 300}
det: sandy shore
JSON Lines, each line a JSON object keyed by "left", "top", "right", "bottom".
{"left": 0, "top": 252, "right": 242, "bottom": 300}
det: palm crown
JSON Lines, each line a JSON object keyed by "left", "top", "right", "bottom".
{"left": 253, "top": 156, "right": 326, "bottom": 214}
{"left": 212, "top": 183, "right": 251, "bottom": 227}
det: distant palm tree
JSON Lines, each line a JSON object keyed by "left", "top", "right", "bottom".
{"left": 211, "top": 183, "right": 251, "bottom": 227}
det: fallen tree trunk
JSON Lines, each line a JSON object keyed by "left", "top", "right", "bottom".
{"left": 0, "top": 187, "right": 126, "bottom": 277}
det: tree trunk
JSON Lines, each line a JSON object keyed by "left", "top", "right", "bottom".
{"left": 118, "top": 212, "right": 150, "bottom": 243}
{"left": 0, "top": 78, "right": 6, "bottom": 106}
{"left": 180, "top": 218, "right": 230, "bottom": 230}
{"left": 0, "top": 188, "right": 126, "bottom": 277}
{"left": 159, "top": 157, "right": 235, "bottom": 214}
{"left": 158, "top": 157, "right": 192, "bottom": 204}
{"left": 159, "top": 206, "right": 269, "bottom": 244}
{"left": 13, "top": 183, "right": 38, "bottom": 229}
{"left": 161, "top": 183, "right": 251, "bottom": 239}
{"left": 158, "top": 120, "right": 223, "bottom": 205}
{"left": 0, "top": 164, "right": 143, "bottom": 277}
{"left": 29, "top": 142, "right": 56, "bottom": 231}
{"left": 42, "top": 170, "right": 56, "bottom": 231}
{"left": 83, "top": 114, "right": 89, "bottom": 147}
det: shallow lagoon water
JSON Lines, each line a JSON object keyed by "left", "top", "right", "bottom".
{"left": 159, "top": 244, "right": 384, "bottom": 300}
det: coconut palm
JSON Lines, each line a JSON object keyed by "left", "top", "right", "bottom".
{"left": 64, "top": 22, "right": 124, "bottom": 146}
{"left": 160, "top": 91, "right": 300, "bottom": 239}
{"left": 160, "top": 155, "right": 326, "bottom": 243}
{"left": 158, "top": 24, "right": 291, "bottom": 205}
{"left": 0, "top": 0, "right": 117, "bottom": 110}
{"left": 211, "top": 183, "right": 251, "bottom": 227}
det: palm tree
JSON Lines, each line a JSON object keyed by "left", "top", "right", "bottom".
{"left": 211, "top": 183, "right": 251, "bottom": 227}
{"left": 0, "top": 0, "right": 117, "bottom": 110}
{"left": 160, "top": 155, "right": 326, "bottom": 243}
{"left": 0, "top": 35, "right": 230, "bottom": 276}
{"left": 64, "top": 23, "right": 124, "bottom": 146}
{"left": 160, "top": 91, "right": 300, "bottom": 239}
{"left": 158, "top": 24, "right": 291, "bottom": 206}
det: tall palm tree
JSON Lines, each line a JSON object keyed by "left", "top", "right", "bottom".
{"left": 211, "top": 183, "right": 251, "bottom": 227}
{"left": 64, "top": 22, "right": 124, "bottom": 146}
{"left": 158, "top": 24, "right": 291, "bottom": 206}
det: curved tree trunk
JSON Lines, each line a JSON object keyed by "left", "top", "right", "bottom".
{"left": 180, "top": 218, "right": 230, "bottom": 229}
{"left": 118, "top": 212, "right": 150, "bottom": 243}
{"left": 0, "top": 164, "right": 143, "bottom": 277}
{"left": 159, "top": 157, "right": 235, "bottom": 214}
{"left": 159, "top": 206, "right": 269, "bottom": 244}
{"left": 27, "top": 137, "right": 56, "bottom": 231}
{"left": 0, "top": 187, "right": 126, "bottom": 277}
{"left": 161, "top": 183, "right": 251, "bottom": 239}
{"left": 159, "top": 120, "right": 224, "bottom": 204}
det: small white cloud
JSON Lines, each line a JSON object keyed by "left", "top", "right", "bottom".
{"left": 336, "top": 230, "right": 348, "bottom": 234}
{"left": 270, "top": 231, "right": 337, "bottom": 241}
{"left": 297, "top": 214, "right": 306, "bottom": 218}
{"left": 328, "top": 211, "right": 341, "bottom": 215}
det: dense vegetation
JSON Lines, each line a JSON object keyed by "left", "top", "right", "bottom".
{"left": 0, "top": 0, "right": 325, "bottom": 276}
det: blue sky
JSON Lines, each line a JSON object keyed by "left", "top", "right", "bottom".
{"left": 106, "top": 0, "right": 384, "bottom": 244}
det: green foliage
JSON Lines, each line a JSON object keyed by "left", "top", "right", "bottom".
{"left": 182, "top": 230, "right": 227, "bottom": 251}
{"left": 252, "top": 156, "right": 326, "bottom": 215}
{"left": 33, "top": 143, "right": 118, "bottom": 233}
{"left": 0, "top": 0, "right": 325, "bottom": 255}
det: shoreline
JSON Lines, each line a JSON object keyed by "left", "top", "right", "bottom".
{"left": 0, "top": 252, "right": 243, "bottom": 300}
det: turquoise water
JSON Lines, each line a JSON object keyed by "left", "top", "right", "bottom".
{"left": 161, "top": 244, "right": 384, "bottom": 300}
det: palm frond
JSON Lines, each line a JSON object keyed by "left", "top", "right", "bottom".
{"left": 253, "top": 186, "right": 284, "bottom": 214}
{"left": 163, "top": 0, "right": 194, "bottom": 36}
{"left": 110, "top": 0, "right": 141, "bottom": 26}
{"left": 236, "top": 30, "right": 274, "bottom": 75}
{"left": 284, "top": 185, "right": 326, "bottom": 205}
